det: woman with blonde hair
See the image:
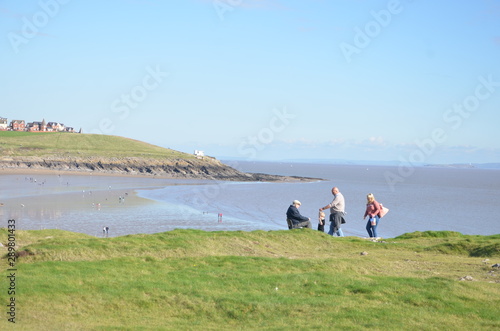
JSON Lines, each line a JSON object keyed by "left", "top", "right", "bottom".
{"left": 363, "top": 193, "right": 382, "bottom": 238}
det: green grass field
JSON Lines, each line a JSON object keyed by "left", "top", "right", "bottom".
{"left": 0, "top": 131, "right": 192, "bottom": 159}
{"left": 1, "top": 229, "right": 499, "bottom": 330}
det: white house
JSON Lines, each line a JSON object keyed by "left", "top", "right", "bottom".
{"left": 47, "top": 122, "right": 65, "bottom": 132}
{"left": 194, "top": 150, "right": 205, "bottom": 157}
{"left": 0, "top": 117, "right": 7, "bottom": 130}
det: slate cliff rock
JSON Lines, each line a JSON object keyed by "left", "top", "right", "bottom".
{"left": 0, "top": 156, "right": 319, "bottom": 182}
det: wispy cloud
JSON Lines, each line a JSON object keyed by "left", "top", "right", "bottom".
{"left": 366, "top": 136, "right": 387, "bottom": 146}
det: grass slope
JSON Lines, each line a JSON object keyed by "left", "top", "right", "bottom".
{"left": 1, "top": 229, "right": 499, "bottom": 330}
{"left": 0, "top": 131, "right": 192, "bottom": 159}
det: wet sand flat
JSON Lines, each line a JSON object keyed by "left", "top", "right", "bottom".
{"left": 0, "top": 171, "right": 210, "bottom": 237}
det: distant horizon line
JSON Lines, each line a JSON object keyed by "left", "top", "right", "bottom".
{"left": 217, "top": 157, "right": 500, "bottom": 169}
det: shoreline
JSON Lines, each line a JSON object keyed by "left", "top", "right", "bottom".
{"left": 0, "top": 167, "right": 170, "bottom": 179}
{"left": 0, "top": 166, "right": 322, "bottom": 182}
{"left": 0, "top": 173, "right": 173, "bottom": 237}
{"left": 0, "top": 169, "right": 301, "bottom": 237}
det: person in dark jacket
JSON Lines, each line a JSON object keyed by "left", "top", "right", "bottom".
{"left": 286, "top": 200, "right": 312, "bottom": 229}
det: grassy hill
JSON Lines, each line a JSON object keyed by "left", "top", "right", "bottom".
{"left": 0, "top": 131, "right": 192, "bottom": 159}
{"left": 0, "top": 131, "right": 318, "bottom": 181}
{"left": 1, "top": 229, "right": 499, "bottom": 330}
{"left": 0, "top": 131, "right": 240, "bottom": 179}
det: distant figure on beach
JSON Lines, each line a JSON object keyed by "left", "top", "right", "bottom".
{"left": 286, "top": 200, "right": 312, "bottom": 229}
{"left": 319, "top": 187, "right": 346, "bottom": 237}
{"left": 318, "top": 211, "right": 326, "bottom": 232}
{"left": 218, "top": 213, "right": 223, "bottom": 223}
{"left": 363, "top": 193, "right": 382, "bottom": 238}
{"left": 103, "top": 226, "right": 109, "bottom": 237}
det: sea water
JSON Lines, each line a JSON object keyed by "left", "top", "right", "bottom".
{"left": 137, "top": 161, "right": 500, "bottom": 238}
{"left": 3, "top": 161, "right": 499, "bottom": 238}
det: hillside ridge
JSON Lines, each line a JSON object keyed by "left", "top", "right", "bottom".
{"left": 0, "top": 132, "right": 318, "bottom": 181}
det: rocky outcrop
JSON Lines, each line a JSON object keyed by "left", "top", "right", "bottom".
{"left": 0, "top": 156, "right": 319, "bottom": 182}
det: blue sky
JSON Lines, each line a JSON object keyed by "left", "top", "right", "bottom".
{"left": 1, "top": 0, "right": 499, "bottom": 164}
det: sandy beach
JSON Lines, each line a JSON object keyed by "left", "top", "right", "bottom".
{"left": 0, "top": 167, "right": 310, "bottom": 237}
{"left": 0, "top": 170, "right": 209, "bottom": 237}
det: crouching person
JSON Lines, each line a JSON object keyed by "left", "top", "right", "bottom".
{"left": 286, "top": 200, "right": 312, "bottom": 229}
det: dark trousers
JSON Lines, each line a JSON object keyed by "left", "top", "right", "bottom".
{"left": 318, "top": 219, "right": 325, "bottom": 232}
{"left": 295, "top": 220, "right": 312, "bottom": 229}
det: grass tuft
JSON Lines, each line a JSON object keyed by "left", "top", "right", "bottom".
{"left": 396, "top": 230, "right": 464, "bottom": 239}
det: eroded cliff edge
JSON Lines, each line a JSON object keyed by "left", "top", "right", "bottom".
{"left": 0, "top": 156, "right": 320, "bottom": 182}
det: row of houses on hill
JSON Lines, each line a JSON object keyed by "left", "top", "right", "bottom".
{"left": 0, "top": 117, "right": 77, "bottom": 133}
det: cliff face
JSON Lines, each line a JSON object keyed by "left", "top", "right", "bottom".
{"left": 0, "top": 156, "right": 317, "bottom": 182}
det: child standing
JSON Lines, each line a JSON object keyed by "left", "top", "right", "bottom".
{"left": 318, "top": 211, "right": 326, "bottom": 232}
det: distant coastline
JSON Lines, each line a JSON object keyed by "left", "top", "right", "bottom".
{"left": 222, "top": 157, "right": 500, "bottom": 170}
{"left": 424, "top": 163, "right": 500, "bottom": 169}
